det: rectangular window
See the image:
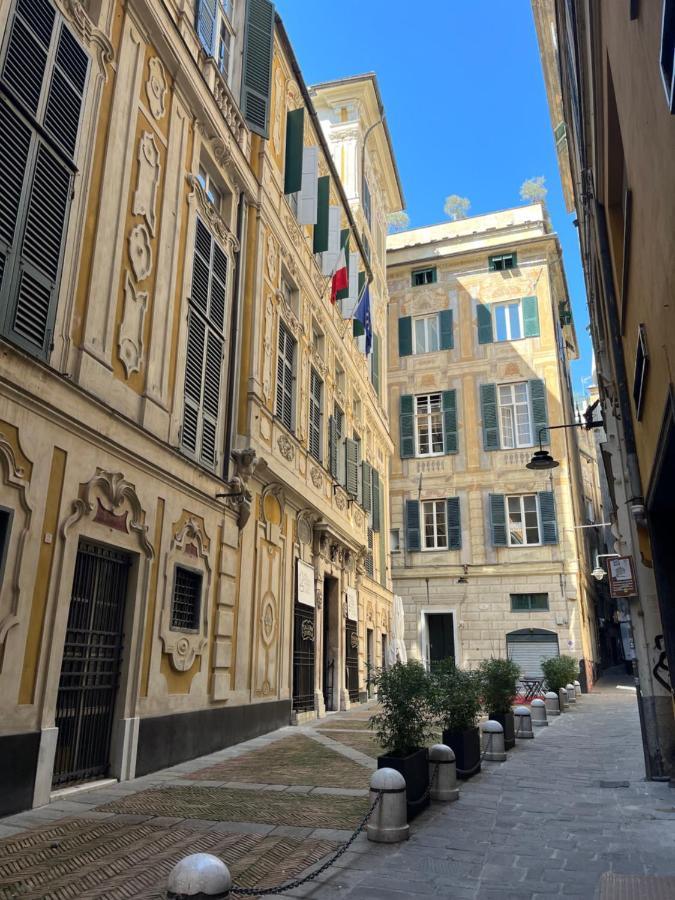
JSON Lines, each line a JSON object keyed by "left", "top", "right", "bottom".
{"left": 415, "top": 394, "right": 444, "bottom": 456}
{"left": 171, "top": 566, "right": 202, "bottom": 631}
{"left": 511, "top": 593, "right": 549, "bottom": 611}
{"left": 423, "top": 500, "right": 447, "bottom": 550}
{"left": 390, "top": 528, "right": 400, "bottom": 552}
{"left": 354, "top": 431, "right": 362, "bottom": 505}
{"left": 363, "top": 176, "right": 372, "bottom": 229}
{"left": 276, "top": 320, "right": 296, "bottom": 432}
{"left": 412, "top": 267, "right": 437, "bottom": 287}
{"left": 414, "top": 315, "right": 440, "bottom": 354}
{"left": 488, "top": 252, "right": 517, "bottom": 271}
{"left": 309, "top": 367, "right": 323, "bottom": 462}
{"left": 498, "top": 383, "right": 532, "bottom": 448}
{"left": 365, "top": 527, "right": 374, "bottom": 577}
{"left": 493, "top": 300, "right": 523, "bottom": 341}
{"left": 332, "top": 403, "right": 345, "bottom": 484}
{"left": 507, "top": 495, "right": 540, "bottom": 546}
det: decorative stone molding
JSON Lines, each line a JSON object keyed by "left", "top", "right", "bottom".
{"left": 146, "top": 57, "right": 167, "bottom": 120}
{"left": 0, "top": 432, "right": 33, "bottom": 651}
{"left": 277, "top": 433, "right": 295, "bottom": 462}
{"left": 187, "top": 174, "right": 239, "bottom": 255}
{"left": 266, "top": 233, "right": 278, "bottom": 283}
{"left": 133, "top": 132, "right": 161, "bottom": 237}
{"left": 118, "top": 273, "right": 147, "bottom": 377}
{"left": 62, "top": 0, "right": 115, "bottom": 76}
{"left": 334, "top": 489, "right": 347, "bottom": 512}
{"left": 128, "top": 223, "right": 152, "bottom": 282}
{"left": 310, "top": 347, "right": 328, "bottom": 380}
{"left": 220, "top": 448, "right": 259, "bottom": 530}
{"left": 262, "top": 295, "right": 274, "bottom": 404}
{"left": 213, "top": 137, "right": 233, "bottom": 169}
{"left": 352, "top": 508, "right": 364, "bottom": 529}
{"left": 310, "top": 466, "right": 323, "bottom": 489}
{"left": 260, "top": 591, "right": 277, "bottom": 646}
{"left": 272, "top": 68, "right": 285, "bottom": 155}
{"left": 277, "top": 296, "right": 303, "bottom": 339}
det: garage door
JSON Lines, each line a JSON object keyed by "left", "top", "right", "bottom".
{"left": 506, "top": 630, "right": 559, "bottom": 678}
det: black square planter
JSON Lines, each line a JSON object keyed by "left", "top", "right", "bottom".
{"left": 442, "top": 726, "right": 481, "bottom": 780}
{"left": 378, "top": 747, "right": 429, "bottom": 821}
{"left": 489, "top": 711, "right": 515, "bottom": 750}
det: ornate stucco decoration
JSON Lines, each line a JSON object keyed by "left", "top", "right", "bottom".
{"left": 220, "top": 448, "right": 259, "bottom": 530}
{"left": 259, "top": 482, "right": 285, "bottom": 543}
{"left": 62, "top": 1, "right": 114, "bottom": 76}
{"left": 0, "top": 433, "right": 32, "bottom": 652}
{"left": 118, "top": 273, "right": 148, "bottom": 377}
{"left": 128, "top": 223, "right": 152, "bottom": 282}
{"left": 262, "top": 295, "right": 275, "bottom": 404}
{"left": 352, "top": 507, "right": 364, "bottom": 529}
{"left": 213, "top": 137, "right": 233, "bottom": 170}
{"left": 334, "top": 489, "right": 347, "bottom": 512}
{"left": 277, "top": 291, "right": 304, "bottom": 338}
{"left": 146, "top": 57, "right": 167, "bottom": 120}
{"left": 272, "top": 68, "right": 285, "bottom": 155}
{"left": 133, "top": 132, "right": 161, "bottom": 237}
{"left": 277, "top": 433, "right": 295, "bottom": 462}
{"left": 266, "top": 233, "right": 278, "bottom": 282}
{"left": 310, "top": 346, "right": 328, "bottom": 380}
{"left": 310, "top": 466, "right": 323, "bottom": 489}
{"left": 187, "top": 174, "right": 239, "bottom": 256}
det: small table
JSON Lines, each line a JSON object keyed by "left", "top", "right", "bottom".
{"left": 519, "top": 677, "right": 544, "bottom": 701}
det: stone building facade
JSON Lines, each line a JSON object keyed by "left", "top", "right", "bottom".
{"left": 386, "top": 206, "right": 600, "bottom": 681}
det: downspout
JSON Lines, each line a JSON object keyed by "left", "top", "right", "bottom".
{"left": 223, "top": 191, "right": 248, "bottom": 481}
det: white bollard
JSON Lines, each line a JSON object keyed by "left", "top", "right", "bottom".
{"left": 167, "top": 853, "right": 231, "bottom": 899}
{"left": 481, "top": 720, "right": 507, "bottom": 761}
{"left": 559, "top": 687, "right": 568, "bottom": 711}
{"left": 367, "top": 768, "right": 409, "bottom": 843}
{"left": 545, "top": 691, "right": 560, "bottom": 716}
{"left": 566, "top": 683, "right": 577, "bottom": 703}
{"left": 531, "top": 698, "right": 548, "bottom": 726}
{"left": 428, "top": 744, "right": 459, "bottom": 802}
{"left": 574, "top": 679, "right": 582, "bottom": 699}
{"left": 513, "top": 705, "right": 534, "bottom": 739}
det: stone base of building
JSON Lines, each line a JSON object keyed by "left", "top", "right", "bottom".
{"left": 0, "top": 731, "right": 41, "bottom": 817}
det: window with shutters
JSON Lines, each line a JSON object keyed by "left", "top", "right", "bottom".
{"left": 195, "top": 1, "right": 235, "bottom": 84}
{"left": 331, "top": 403, "right": 345, "bottom": 484}
{"left": 365, "top": 527, "right": 374, "bottom": 577}
{"left": 181, "top": 218, "right": 228, "bottom": 468}
{"left": 197, "top": 165, "right": 223, "bottom": 209}
{"left": 390, "top": 528, "right": 400, "bottom": 553}
{"left": 511, "top": 593, "right": 549, "bottom": 612}
{"left": 171, "top": 566, "right": 203, "bottom": 631}
{"left": 275, "top": 319, "right": 296, "bottom": 432}
{"left": 362, "top": 176, "right": 372, "bottom": 229}
{"left": 412, "top": 267, "right": 436, "bottom": 286}
{"left": 498, "top": 383, "right": 532, "bottom": 448}
{"left": 493, "top": 300, "right": 523, "bottom": 341}
{"left": 488, "top": 252, "right": 517, "bottom": 271}
{"left": 506, "top": 495, "right": 540, "bottom": 546}
{"left": 422, "top": 500, "right": 447, "bottom": 550}
{"left": 415, "top": 394, "right": 444, "bottom": 456}
{"left": 414, "top": 315, "right": 440, "bottom": 354}
{"left": 0, "top": 0, "right": 89, "bottom": 360}
{"left": 308, "top": 367, "right": 323, "bottom": 462}
{"left": 353, "top": 431, "right": 362, "bottom": 504}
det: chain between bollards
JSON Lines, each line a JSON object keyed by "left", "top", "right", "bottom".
{"left": 455, "top": 732, "right": 493, "bottom": 775}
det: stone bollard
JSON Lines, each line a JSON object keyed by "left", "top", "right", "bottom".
{"left": 367, "top": 767, "right": 410, "bottom": 844}
{"left": 428, "top": 744, "right": 459, "bottom": 803}
{"left": 545, "top": 691, "right": 560, "bottom": 716}
{"left": 167, "top": 853, "right": 231, "bottom": 899}
{"left": 481, "top": 720, "right": 507, "bottom": 761}
{"left": 566, "top": 683, "right": 577, "bottom": 703}
{"left": 513, "top": 705, "right": 534, "bottom": 739}
{"left": 531, "top": 698, "right": 548, "bottom": 726}
{"left": 574, "top": 680, "right": 582, "bottom": 699}
{"left": 559, "top": 687, "right": 568, "bottom": 711}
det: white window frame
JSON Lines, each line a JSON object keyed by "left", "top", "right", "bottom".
{"left": 197, "top": 165, "right": 223, "bottom": 211}
{"left": 413, "top": 314, "right": 440, "bottom": 354}
{"left": 422, "top": 499, "right": 448, "bottom": 550}
{"left": 415, "top": 393, "right": 444, "bottom": 457}
{"left": 498, "top": 382, "right": 533, "bottom": 449}
{"left": 275, "top": 320, "right": 296, "bottom": 432}
{"left": 216, "top": 0, "right": 235, "bottom": 85}
{"left": 506, "top": 494, "right": 541, "bottom": 547}
{"left": 493, "top": 299, "right": 523, "bottom": 342}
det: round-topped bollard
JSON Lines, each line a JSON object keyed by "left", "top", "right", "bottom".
{"left": 545, "top": 691, "right": 560, "bottom": 716}
{"left": 574, "top": 680, "right": 582, "bottom": 699}
{"left": 566, "top": 683, "right": 577, "bottom": 704}
{"left": 429, "top": 744, "right": 459, "bottom": 802}
{"left": 531, "top": 698, "right": 548, "bottom": 726}
{"left": 481, "top": 720, "right": 507, "bottom": 761}
{"left": 513, "top": 705, "right": 534, "bottom": 739}
{"left": 559, "top": 687, "right": 568, "bottom": 711}
{"left": 367, "top": 767, "right": 409, "bottom": 844}
{"left": 167, "top": 853, "right": 231, "bottom": 899}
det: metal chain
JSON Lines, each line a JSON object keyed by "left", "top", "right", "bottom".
{"left": 406, "top": 762, "right": 440, "bottom": 809}
{"left": 231, "top": 790, "right": 383, "bottom": 897}
{"left": 455, "top": 732, "right": 493, "bottom": 776}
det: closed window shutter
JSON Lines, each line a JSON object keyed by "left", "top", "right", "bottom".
{"left": 371, "top": 332, "right": 380, "bottom": 398}
{"left": 275, "top": 321, "right": 295, "bottom": 430}
{"left": 372, "top": 469, "right": 380, "bottom": 532}
{"left": 362, "top": 460, "right": 372, "bottom": 514}
{"left": 480, "top": 383, "right": 500, "bottom": 450}
{"left": 398, "top": 316, "right": 412, "bottom": 357}
{"left": 313, "top": 175, "right": 330, "bottom": 252}
{"left": 379, "top": 493, "right": 386, "bottom": 586}
{"left": 405, "top": 499, "right": 421, "bottom": 551}
{"left": 196, "top": 0, "right": 217, "bottom": 55}
{"left": 489, "top": 493, "right": 507, "bottom": 546}
{"left": 284, "top": 107, "right": 303, "bottom": 194}
{"left": 522, "top": 295, "right": 540, "bottom": 337}
{"left": 399, "top": 394, "right": 415, "bottom": 458}
{"left": 439, "top": 309, "right": 454, "bottom": 350}
{"left": 538, "top": 491, "right": 558, "bottom": 544}
{"left": 447, "top": 497, "right": 461, "bottom": 550}
{"left": 241, "top": 0, "right": 274, "bottom": 138}
{"left": 181, "top": 309, "right": 204, "bottom": 454}
{"left": 442, "top": 390, "right": 458, "bottom": 454}
{"left": 328, "top": 414, "right": 337, "bottom": 480}
{"left": 477, "top": 303, "right": 493, "bottom": 344}
{"left": 2, "top": 0, "right": 54, "bottom": 117}
{"left": 297, "top": 145, "right": 319, "bottom": 225}
{"left": 529, "top": 379, "right": 549, "bottom": 446}
{"left": 201, "top": 330, "right": 223, "bottom": 467}
{"left": 345, "top": 437, "right": 358, "bottom": 496}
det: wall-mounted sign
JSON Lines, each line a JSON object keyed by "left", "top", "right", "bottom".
{"left": 608, "top": 555, "right": 638, "bottom": 599}
{"left": 297, "top": 559, "right": 315, "bottom": 607}
{"left": 346, "top": 587, "right": 358, "bottom": 622}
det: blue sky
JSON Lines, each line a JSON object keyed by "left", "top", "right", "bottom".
{"left": 274, "top": 0, "right": 592, "bottom": 395}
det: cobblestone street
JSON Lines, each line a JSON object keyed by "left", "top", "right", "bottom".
{"left": 1, "top": 673, "right": 675, "bottom": 898}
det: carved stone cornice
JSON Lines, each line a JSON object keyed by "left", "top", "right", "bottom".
{"left": 61, "top": 1, "right": 114, "bottom": 76}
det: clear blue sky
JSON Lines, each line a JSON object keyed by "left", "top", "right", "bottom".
{"left": 275, "top": 0, "right": 592, "bottom": 395}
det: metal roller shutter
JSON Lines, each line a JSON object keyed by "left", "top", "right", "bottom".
{"left": 506, "top": 631, "right": 559, "bottom": 678}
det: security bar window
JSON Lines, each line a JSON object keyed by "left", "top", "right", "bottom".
{"left": 414, "top": 315, "right": 440, "bottom": 354}
{"left": 511, "top": 593, "right": 549, "bottom": 611}
{"left": 416, "top": 394, "right": 444, "bottom": 456}
{"left": 494, "top": 300, "right": 523, "bottom": 341}
{"left": 507, "top": 495, "right": 540, "bottom": 546}
{"left": 276, "top": 320, "right": 296, "bottom": 432}
{"left": 423, "top": 500, "right": 448, "bottom": 550}
{"left": 498, "top": 383, "right": 532, "bottom": 448}
{"left": 309, "top": 367, "right": 323, "bottom": 462}
{"left": 171, "top": 566, "right": 202, "bottom": 631}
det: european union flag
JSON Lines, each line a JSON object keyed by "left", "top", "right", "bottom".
{"left": 352, "top": 285, "right": 372, "bottom": 355}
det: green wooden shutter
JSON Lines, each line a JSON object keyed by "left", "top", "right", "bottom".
{"left": 439, "top": 309, "right": 454, "bottom": 350}
{"left": 372, "top": 469, "right": 380, "bottom": 532}
{"left": 379, "top": 496, "right": 386, "bottom": 587}
{"left": 538, "top": 491, "right": 558, "bottom": 544}
{"left": 201, "top": 329, "right": 223, "bottom": 466}
{"left": 345, "top": 437, "right": 358, "bottom": 496}
{"left": 477, "top": 304, "right": 493, "bottom": 344}
{"left": 371, "top": 332, "right": 380, "bottom": 398}
{"left": 522, "top": 295, "right": 540, "bottom": 337}
{"left": 328, "top": 414, "right": 337, "bottom": 480}
{"left": 529, "top": 379, "right": 549, "bottom": 445}
{"left": 405, "top": 500, "right": 421, "bottom": 551}
{"left": 362, "top": 460, "right": 372, "bottom": 514}
{"left": 447, "top": 497, "right": 461, "bottom": 550}
{"left": 284, "top": 108, "right": 304, "bottom": 194}
{"left": 480, "top": 383, "right": 500, "bottom": 450}
{"left": 489, "top": 494, "right": 507, "bottom": 546}
{"left": 313, "top": 175, "right": 330, "bottom": 252}
{"left": 2, "top": 0, "right": 54, "bottom": 117}
{"left": 398, "top": 316, "right": 412, "bottom": 357}
{"left": 353, "top": 271, "right": 366, "bottom": 337}
{"left": 399, "top": 394, "right": 415, "bottom": 458}
{"left": 241, "top": 0, "right": 274, "bottom": 138}
{"left": 442, "top": 390, "right": 458, "bottom": 454}
{"left": 196, "top": 0, "right": 217, "bottom": 55}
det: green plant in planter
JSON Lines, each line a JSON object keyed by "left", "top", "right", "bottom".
{"left": 431, "top": 658, "right": 482, "bottom": 732}
{"left": 541, "top": 655, "right": 579, "bottom": 693}
{"left": 478, "top": 657, "right": 521, "bottom": 714}
{"left": 369, "top": 660, "right": 435, "bottom": 756}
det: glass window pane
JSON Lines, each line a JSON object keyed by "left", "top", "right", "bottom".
{"left": 415, "top": 319, "right": 426, "bottom": 353}
{"left": 508, "top": 496, "right": 523, "bottom": 545}
{"left": 495, "top": 305, "right": 507, "bottom": 341}
{"left": 500, "top": 406, "right": 515, "bottom": 449}
{"left": 509, "top": 303, "right": 521, "bottom": 339}
{"left": 431, "top": 417, "right": 443, "bottom": 452}
{"left": 499, "top": 384, "right": 512, "bottom": 404}
{"left": 428, "top": 316, "right": 439, "bottom": 351}
{"left": 516, "top": 404, "right": 531, "bottom": 445}
{"left": 513, "top": 383, "right": 528, "bottom": 402}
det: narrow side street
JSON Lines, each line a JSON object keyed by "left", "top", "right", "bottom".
{"left": 1, "top": 673, "right": 674, "bottom": 898}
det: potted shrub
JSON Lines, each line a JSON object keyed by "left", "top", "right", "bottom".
{"left": 369, "top": 660, "right": 435, "bottom": 820}
{"left": 541, "top": 655, "right": 579, "bottom": 695}
{"left": 431, "top": 659, "right": 483, "bottom": 780}
{"left": 478, "top": 657, "right": 521, "bottom": 750}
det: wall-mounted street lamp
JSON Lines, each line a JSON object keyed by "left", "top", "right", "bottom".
{"left": 525, "top": 418, "right": 604, "bottom": 470}
{"left": 591, "top": 553, "right": 620, "bottom": 581}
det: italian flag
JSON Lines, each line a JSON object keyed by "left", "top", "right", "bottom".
{"left": 330, "top": 236, "right": 349, "bottom": 303}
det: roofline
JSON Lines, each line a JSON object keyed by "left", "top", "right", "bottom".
{"left": 386, "top": 232, "right": 559, "bottom": 268}
{"left": 309, "top": 73, "right": 405, "bottom": 210}
{"left": 389, "top": 202, "right": 547, "bottom": 238}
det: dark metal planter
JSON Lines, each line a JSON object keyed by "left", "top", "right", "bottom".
{"left": 442, "top": 726, "right": 481, "bottom": 779}
{"left": 378, "top": 746, "right": 429, "bottom": 820}
{"left": 489, "top": 711, "right": 515, "bottom": 750}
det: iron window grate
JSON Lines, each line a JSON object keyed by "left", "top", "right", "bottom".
{"left": 171, "top": 566, "right": 202, "bottom": 631}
